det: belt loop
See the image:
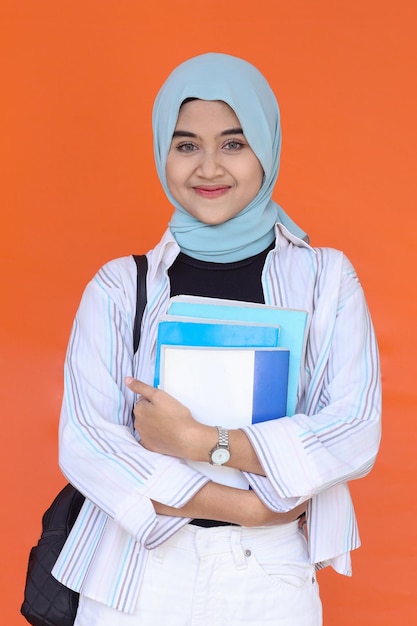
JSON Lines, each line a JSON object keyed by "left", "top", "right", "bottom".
{"left": 230, "top": 527, "right": 247, "bottom": 570}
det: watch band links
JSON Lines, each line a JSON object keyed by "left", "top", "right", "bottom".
{"left": 216, "top": 426, "right": 229, "bottom": 448}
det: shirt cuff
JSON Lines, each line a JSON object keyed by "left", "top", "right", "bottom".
{"left": 114, "top": 457, "right": 209, "bottom": 542}
{"left": 244, "top": 471, "right": 306, "bottom": 512}
{"left": 241, "top": 418, "right": 321, "bottom": 498}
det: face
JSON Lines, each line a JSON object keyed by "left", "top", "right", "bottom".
{"left": 166, "top": 100, "right": 263, "bottom": 225}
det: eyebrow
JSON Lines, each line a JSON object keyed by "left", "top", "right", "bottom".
{"left": 172, "top": 127, "right": 244, "bottom": 139}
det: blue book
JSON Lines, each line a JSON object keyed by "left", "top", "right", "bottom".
{"left": 154, "top": 316, "right": 281, "bottom": 388}
{"left": 160, "top": 345, "right": 289, "bottom": 489}
{"left": 167, "top": 296, "right": 308, "bottom": 416}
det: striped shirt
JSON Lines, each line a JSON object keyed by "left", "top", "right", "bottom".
{"left": 52, "top": 224, "right": 381, "bottom": 613}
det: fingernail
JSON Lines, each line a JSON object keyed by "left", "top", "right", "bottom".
{"left": 125, "top": 376, "right": 134, "bottom": 384}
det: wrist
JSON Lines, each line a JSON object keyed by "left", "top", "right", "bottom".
{"left": 209, "top": 426, "right": 231, "bottom": 465}
{"left": 187, "top": 424, "right": 218, "bottom": 462}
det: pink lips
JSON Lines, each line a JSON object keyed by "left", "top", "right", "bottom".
{"left": 193, "top": 185, "right": 231, "bottom": 199}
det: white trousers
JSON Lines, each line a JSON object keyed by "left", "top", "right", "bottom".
{"left": 75, "top": 521, "right": 322, "bottom": 626}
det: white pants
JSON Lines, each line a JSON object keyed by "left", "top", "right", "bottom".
{"left": 75, "top": 521, "right": 322, "bottom": 625}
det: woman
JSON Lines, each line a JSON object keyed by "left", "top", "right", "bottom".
{"left": 52, "top": 53, "right": 381, "bottom": 625}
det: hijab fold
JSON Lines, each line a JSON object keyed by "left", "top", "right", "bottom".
{"left": 152, "top": 53, "right": 308, "bottom": 262}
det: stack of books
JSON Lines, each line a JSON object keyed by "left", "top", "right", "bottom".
{"left": 154, "top": 296, "right": 308, "bottom": 488}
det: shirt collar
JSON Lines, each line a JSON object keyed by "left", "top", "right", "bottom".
{"left": 274, "top": 222, "right": 316, "bottom": 254}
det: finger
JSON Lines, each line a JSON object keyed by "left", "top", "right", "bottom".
{"left": 133, "top": 396, "right": 149, "bottom": 416}
{"left": 125, "top": 377, "right": 157, "bottom": 401}
{"left": 134, "top": 396, "right": 149, "bottom": 406}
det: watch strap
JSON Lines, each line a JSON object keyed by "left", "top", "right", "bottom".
{"left": 216, "top": 426, "right": 229, "bottom": 448}
{"left": 209, "top": 426, "right": 230, "bottom": 465}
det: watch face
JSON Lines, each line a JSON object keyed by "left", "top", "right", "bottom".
{"left": 211, "top": 447, "right": 231, "bottom": 465}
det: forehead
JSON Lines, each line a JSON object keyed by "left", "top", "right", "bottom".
{"left": 174, "top": 99, "right": 241, "bottom": 130}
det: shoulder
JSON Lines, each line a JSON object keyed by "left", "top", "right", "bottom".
{"left": 312, "top": 247, "right": 360, "bottom": 285}
{"left": 274, "top": 229, "right": 347, "bottom": 280}
{"left": 78, "top": 256, "right": 139, "bottom": 315}
{"left": 91, "top": 255, "right": 139, "bottom": 298}
{"left": 312, "top": 246, "right": 353, "bottom": 272}
{"left": 285, "top": 236, "right": 357, "bottom": 280}
{"left": 308, "top": 247, "right": 362, "bottom": 297}
{"left": 279, "top": 239, "right": 362, "bottom": 302}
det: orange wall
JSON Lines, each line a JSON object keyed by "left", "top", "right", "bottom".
{"left": 1, "top": 1, "right": 416, "bottom": 623}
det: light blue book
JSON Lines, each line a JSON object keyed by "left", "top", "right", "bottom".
{"left": 160, "top": 345, "right": 289, "bottom": 489}
{"left": 167, "top": 296, "right": 308, "bottom": 416}
{"left": 154, "top": 316, "right": 281, "bottom": 388}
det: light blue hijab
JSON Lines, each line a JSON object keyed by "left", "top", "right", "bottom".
{"left": 152, "top": 52, "right": 308, "bottom": 262}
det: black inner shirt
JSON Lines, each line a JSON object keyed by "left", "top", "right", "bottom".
{"left": 168, "top": 243, "right": 274, "bottom": 304}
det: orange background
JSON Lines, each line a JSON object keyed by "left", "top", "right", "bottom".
{"left": 1, "top": 1, "right": 416, "bottom": 624}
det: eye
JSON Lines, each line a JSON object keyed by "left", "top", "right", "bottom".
{"left": 175, "top": 142, "right": 198, "bottom": 153}
{"left": 223, "top": 140, "right": 245, "bottom": 151}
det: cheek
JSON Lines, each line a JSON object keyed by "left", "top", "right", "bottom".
{"left": 248, "top": 161, "right": 264, "bottom": 195}
{"left": 245, "top": 150, "right": 264, "bottom": 182}
{"left": 165, "top": 158, "right": 180, "bottom": 194}
{"left": 166, "top": 154, "right": 190, "bottom": 191}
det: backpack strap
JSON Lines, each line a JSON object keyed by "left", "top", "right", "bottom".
{"left": 132, "top": 255, "right": 148, "bottom": 354}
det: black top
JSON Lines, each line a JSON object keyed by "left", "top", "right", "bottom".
{"left": 168, "top": 242, "right": 275, "bottom": 304}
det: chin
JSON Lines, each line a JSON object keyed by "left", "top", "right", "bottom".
{"left": 196, "top": 211, "right": 238, "bottom": 226}
{"left": 201, "top": 218, "right": 230, "bottom": 226}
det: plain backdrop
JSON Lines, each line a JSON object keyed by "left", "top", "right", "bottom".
{"left": 1, "top": 1, "right": 416, "bottom": 623}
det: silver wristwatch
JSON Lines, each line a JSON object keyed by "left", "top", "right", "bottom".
{"left": 209, "top": 426, "right": 230, "bottom": 465}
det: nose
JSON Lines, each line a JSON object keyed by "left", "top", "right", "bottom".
{"left": 196, "top": 150, "right": 224, "bottom": 179}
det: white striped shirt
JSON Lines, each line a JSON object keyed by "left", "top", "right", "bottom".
{"left": 52, "top": 224, "right": 381, "bottom": 613}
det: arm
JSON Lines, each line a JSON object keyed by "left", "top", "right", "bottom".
{"left": 58, "top": 257, "right": 211, "bottom": 544}
{"left": 152, "top": 482, "right": 307, "bottom": 526}
{"left": 241, "top": 257, "right": 381, "bottom": 504}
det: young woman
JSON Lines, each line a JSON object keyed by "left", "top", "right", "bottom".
{"left": 52, "top": 53, "right": 381, "bottom": 625}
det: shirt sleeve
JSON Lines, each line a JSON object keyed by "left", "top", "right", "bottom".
{"left": 241, "top": 252, "right": 382, "bottom": 510}
{"left": 58, "top": 257, "right": 209, "bottom": 544}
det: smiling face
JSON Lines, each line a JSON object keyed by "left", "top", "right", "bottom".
{"left": 165, "top": 99, "right": 264, "bottom": 225}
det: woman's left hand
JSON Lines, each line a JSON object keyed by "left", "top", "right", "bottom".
{"left": 125, "top": 377, "right": 215, "bottom": 460}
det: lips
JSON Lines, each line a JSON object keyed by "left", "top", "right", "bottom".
{"left": 192, "top": 185, "right": 231, "bottom": 199}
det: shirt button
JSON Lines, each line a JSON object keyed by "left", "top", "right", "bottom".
{"left": 244, "top": 549, "right": 252, "bottom": 557}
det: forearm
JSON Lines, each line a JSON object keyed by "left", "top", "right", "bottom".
{"left": 152, "top": 481, "right": 307, "bottom": 527}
